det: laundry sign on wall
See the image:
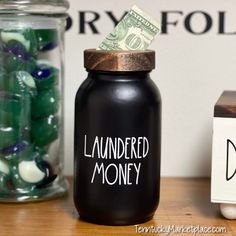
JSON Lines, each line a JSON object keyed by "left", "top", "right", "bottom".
{"left": 64, "top": 0, "right": 236, "bottom": 176}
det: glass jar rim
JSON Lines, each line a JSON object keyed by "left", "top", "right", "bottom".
{"left": 0, "top": 0, "right": 69, "bottom": 14}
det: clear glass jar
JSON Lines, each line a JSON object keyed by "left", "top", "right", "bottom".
{"left": 0, "top": 0, "right": 69, "bottom": 202}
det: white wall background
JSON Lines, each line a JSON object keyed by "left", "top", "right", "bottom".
{"left": 64, "top": 0, "right": 236, "bottom": 177}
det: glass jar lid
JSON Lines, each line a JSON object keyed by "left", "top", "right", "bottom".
{"left": 0, "top": 0, "right": 69, "bottom": 14}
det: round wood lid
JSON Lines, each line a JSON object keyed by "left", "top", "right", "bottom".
{"left": 84, "top": 49, "right": 155, "bottom": 72}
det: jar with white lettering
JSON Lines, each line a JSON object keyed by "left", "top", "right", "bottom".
{"left": 74, "top": 49, "right": 161, "bottom": 225}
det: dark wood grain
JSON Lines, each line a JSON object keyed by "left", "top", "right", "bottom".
{"left": 84, "top": 49, "right": 155, "bottom": 71}
{"left": 214, "top": 91, "right": 236, "bottom": 117}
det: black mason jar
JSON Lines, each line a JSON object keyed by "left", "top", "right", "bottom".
{"left": 74, "top": 49, "right": 161, "bottom": 225}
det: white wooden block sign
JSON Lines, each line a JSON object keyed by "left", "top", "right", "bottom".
{"left": 211, "top": 91, "right": 236, "bottom": 204}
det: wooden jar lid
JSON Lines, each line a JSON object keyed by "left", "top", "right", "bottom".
{"left": 84, "top": 49, "right": 155, "bottom": 72}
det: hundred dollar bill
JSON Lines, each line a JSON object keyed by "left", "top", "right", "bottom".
{"left": 98, "top": 5, "right": 160, "bottom": 50}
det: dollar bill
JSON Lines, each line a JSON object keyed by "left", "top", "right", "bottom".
{"left": 98, "top": 5, "right": 161, "bottom": 50}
